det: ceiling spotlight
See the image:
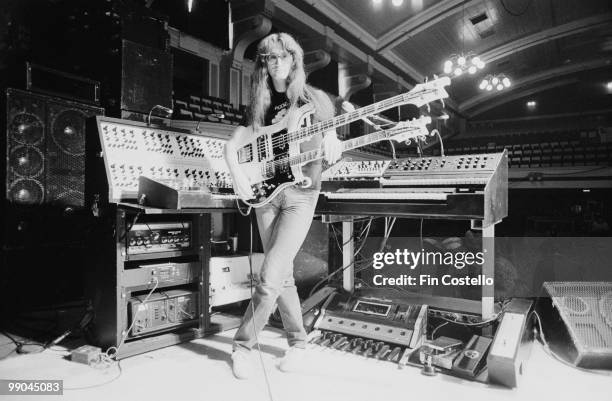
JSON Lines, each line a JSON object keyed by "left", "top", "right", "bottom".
{"left": 442, "top": 53, "right": 485, "bottom": 76}
{"left": 372, "top": 0, "right": 383, "bottom": 4}
{"left": 443, "top": 60, "right": 453, "bottom": 74}
{"left": 479, "top": 74, "right": 511, "bottom": 92}
{"left": 454, "top": 67, "right": 463, "bottom": 76}
{"left": 607, "top": 81, "right": 612, "bottom": 90}
{"left": 527, "top": 100, "right": 537, "bottom": 107}
{"left": 392, "top": 0, "right": 404, "bottom": 6}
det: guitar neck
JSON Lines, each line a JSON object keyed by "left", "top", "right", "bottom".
{"left": 288, "top": 127, "right": 409, "bottom": 167}
{"left": 288, "top": 93, "right": 409, "bottom": 143}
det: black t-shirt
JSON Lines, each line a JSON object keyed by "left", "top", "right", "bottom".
{"left": 264, "top": 87, "right": 291, "bottom": 126}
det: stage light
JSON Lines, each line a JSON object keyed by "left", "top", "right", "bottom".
{"left": 479, "top": 74, "right": 511, "bottom": 92}
{"left": 443, "top": 60, "right": 453, "bottom": 74}
{"left": 392, "top": 0, "right": 404, "bottom": 6}
{"left": 442, "top": 53, "right": 485, "bottom": 76}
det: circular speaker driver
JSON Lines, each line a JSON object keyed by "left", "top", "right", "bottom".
{"left": 51, "top": 109, "right": 87, "bottom": 155}
{"left": 9, "top": 146, "right": 44, "bottom": 177}
{"left": 8, "top": 179, "right": 44, "bottom": 204}
{"left": 9, "top": 113, "right": 44, "bottom": 145}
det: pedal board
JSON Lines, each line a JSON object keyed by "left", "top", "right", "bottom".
{"left": 315, "top": 292, "right": 427, "bottom": 348}
{"left": 308, "top": 291, "right": 427, "bottom": 364}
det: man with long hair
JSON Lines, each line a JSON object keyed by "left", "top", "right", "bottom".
{"left": 224, "top": 32, "right": 342, "bottom": 379}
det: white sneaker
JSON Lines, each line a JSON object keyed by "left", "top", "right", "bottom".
{"left": 278, "top": 346, "right": 306, "bottom": 373}
{"left": 231, "top": 350, "right": 253, "bottom": 379}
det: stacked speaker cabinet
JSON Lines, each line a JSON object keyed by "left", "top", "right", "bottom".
{"left": 4, "top": 1, "right": 172, "bottom": 119}
{"left": 2, "top": 89, "right": 103, "bottom": 251}
{"left": 5, "top": 88, "right": 104, "bottom": 207}
{"left": 1, "top": 89, "right": 104, "bottom": 312}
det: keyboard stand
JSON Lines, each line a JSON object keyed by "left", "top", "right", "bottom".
{"left": 322, "top": 214, "right": 497, "bottom": 320}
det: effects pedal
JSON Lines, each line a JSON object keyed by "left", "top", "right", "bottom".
{"left": 451, "top": 335, "right": 492, "bottom": 378}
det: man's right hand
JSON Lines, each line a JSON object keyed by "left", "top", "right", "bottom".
{"left": 230, "top": 169, "right": 255, "bottom": 200}
{"left": 224, "top": 126, "right": 255, "bottom": 200}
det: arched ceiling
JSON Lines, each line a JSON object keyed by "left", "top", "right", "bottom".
{"left": 252, "top": 0, "right": 612, "bottom": 120}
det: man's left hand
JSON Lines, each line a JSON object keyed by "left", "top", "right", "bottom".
{"left": 322, "top": 132, "right": 342, "bottom": 163}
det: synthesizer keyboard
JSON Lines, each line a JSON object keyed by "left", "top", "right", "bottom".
{"left": 87, "top": 116, "right": 237, "bottom": 209}
{"left": 323, "top": 188, "right": 450, "bottom": 201}
{"left": 317, "top": 151, "right": 508, "bottom": 227}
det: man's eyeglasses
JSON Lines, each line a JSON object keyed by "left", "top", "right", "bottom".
{"left": 260, "top": 52, "right": 292, "bottom": 64}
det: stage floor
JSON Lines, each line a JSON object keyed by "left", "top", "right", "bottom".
{"left": 0, "top": 327, "right": 610, "bottom": 401}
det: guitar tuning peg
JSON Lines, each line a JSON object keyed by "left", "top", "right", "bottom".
{"left": 426, "top": 103, "right": 431, "bottom": 113}
{"left": 440, "top": 99, "right": 445, "bottom": 109}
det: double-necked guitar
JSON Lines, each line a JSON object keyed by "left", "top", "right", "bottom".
{"left": 230, "top": 76, "right": 451, "bottom": 207}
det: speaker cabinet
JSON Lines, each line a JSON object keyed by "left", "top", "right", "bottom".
{"left": 120, "top": 40, "right": 173, "bottom": 115}
{"left": 540, "top": 282, "right": 612, "bottom": 369}
{"left": 5, "top": 88, "right": 104, "bottom": 206}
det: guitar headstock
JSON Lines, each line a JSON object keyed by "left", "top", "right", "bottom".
{"left": 401, "top": 76, "right": 451, "bottom": 108}
{"left": 387, "top": 115, "right": 432, "bottom": 143}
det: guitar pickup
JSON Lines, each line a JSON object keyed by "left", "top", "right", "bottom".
{"left": 237, "top": 144, "right": 253, "bottom": 163}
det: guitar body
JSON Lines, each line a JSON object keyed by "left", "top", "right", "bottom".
{"left": 234, "top": 103, "right": 316, "bottom": 206}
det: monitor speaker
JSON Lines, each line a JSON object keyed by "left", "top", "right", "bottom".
{"left": 540, "top": 281, "right": 612, "bottom": 369}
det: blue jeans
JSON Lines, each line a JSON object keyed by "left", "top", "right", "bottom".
{"left": 233, "top": 186, "right": 320, "bottom": 351}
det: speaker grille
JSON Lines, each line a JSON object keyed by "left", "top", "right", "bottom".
{"left": 544, "top": 282, "right": 612, "bottom": 352}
